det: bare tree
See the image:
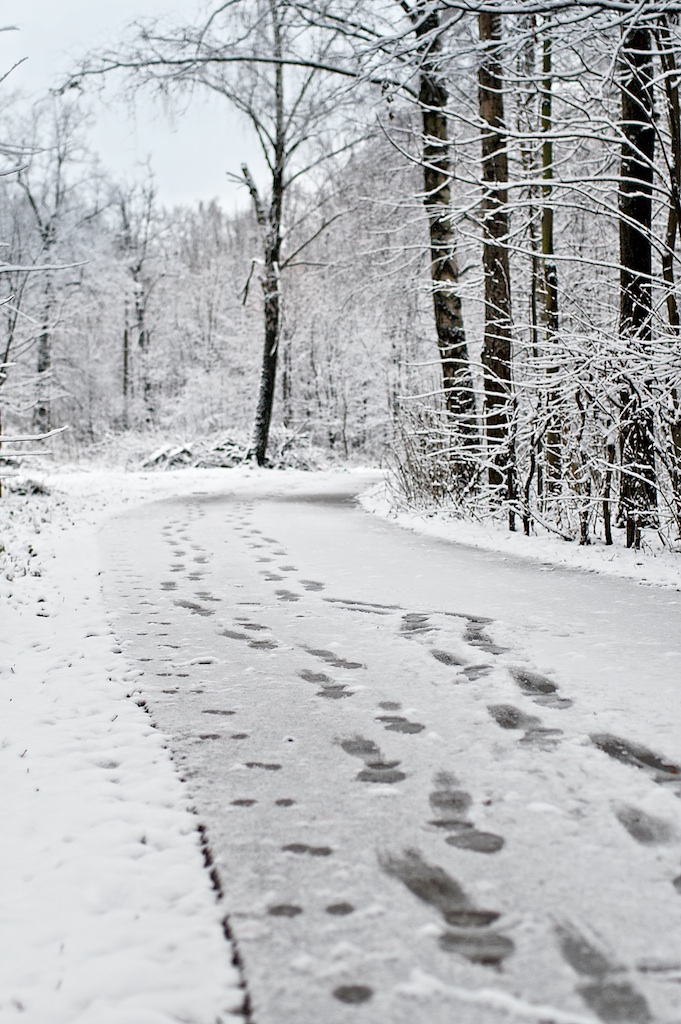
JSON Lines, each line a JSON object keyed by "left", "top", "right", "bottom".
{"left": 69, "top": 0, "right": 367, "bottom": 464}
{"left": 14, "top": 98, "right": 103, "bottom": 433}
{"left": 115, "top": 177, "right": 162, "bottom": 423}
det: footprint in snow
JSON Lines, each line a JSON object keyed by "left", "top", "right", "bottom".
{"left": 431, "top": 649, "right": 466, "bottom": 667}
{"left": 221, "top": 628, "right": 250, "bottom": 641}
{"left": 488, "top": 704, "right": 563, "bottom": 750}
{"left": 299, "top": 668, "right": 333, "bottom": 684}
{"left": 428, "top": 770, "right": 472, "bottom": 830}
{"left": 461, "top": 664, "right": 492, "bottom": 681}
{"left": 380, "top": 849, "right": 512, "bottom": 964}
{"left": 326, "top": 901, "right": 354, "bottom": 915}
{"left": 375, "top": 714, "right": 425, "bottom": 735}
{"left": 305, "top": 647, "right": 364, "bottom": 670}
{"left": 464, "top": 616, "right": 509, "bottom": 656}
{"left": 282, "top": 843, "right": 333, "bottom": 857}
{"left": 401, "top": 612, "right": 433, "bottom": 636}
{"left": 556, "top": 921, "right": 650, "bottom": 1024}
{"left": 268, "top": 904, "right": 303, "bottom": 917}
{"left": 614, "top": 803, "right": 676, "bottom": 845}
{"left": 333, "top": 986, "right": 373, "bottom": 1005}
{"left": 488, "top": 704, "right": 540, "bottom": 730}
{"left": 510, "top": 666, "right": 573, "bottom": 709}
{"left": 446, "top": 830, "right": 505, "bottom": 853}
{"left": 299, "top": 667, "right": 352, "bottom": 699}
{"left": 428, "top": 771, "right": 505, "bottom": 852}
{"left": 317, "top": 684, "right": 352, "bottom": 700}
{"left": 339, "top": 735, "right": 406, "bottom": 784}
{"left": 591, "top": 733, "right": 681, "bottom": 784}
{"left": 300, "top": 579, "right": 325, "bottom": 591}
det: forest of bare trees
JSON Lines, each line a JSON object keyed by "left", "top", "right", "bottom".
{"left": 3, "top": 1, "right": 681, "bottom": 549}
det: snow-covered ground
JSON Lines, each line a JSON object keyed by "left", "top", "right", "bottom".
{"left": 0, "top": 465, "right": 379, "bottom": 1024}
{"left": 0, "top": 468, "right": 273, "bottom": 1024}
{"left": 1, "top": 463, "right": 680, "bottom": 1024}
{"left": 360, "top": 485, "right": 681, "bottom": 592}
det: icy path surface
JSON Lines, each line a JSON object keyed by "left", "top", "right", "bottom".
{"left": 99, "top": 476, "right": 681, "bottom": 1024}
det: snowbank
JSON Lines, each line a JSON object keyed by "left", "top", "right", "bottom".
{"left": 0, "top": 470, "right": 253, "bottom": 1024}
{"left": 360, "top": 483, "right": 681, "bottom": 591}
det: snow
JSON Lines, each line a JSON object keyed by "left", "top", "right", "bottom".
{"left": 0, "top": 469, "right": 264, "bottom": 1023}
{"left": 2, "top": 462, "right": 681, "bottom": 1023}
{"left": 359, "top": 483, "right": 681, "bottom": 592}
{"left": 397, "top": 970, "right": 598, "bottom": 1024}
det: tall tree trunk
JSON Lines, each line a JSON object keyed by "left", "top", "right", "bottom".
{"left": 656, "top": 19, "right": 681, "bottom": 534}
{"left": 133, "top": 276, "right": 154, "bottom": 422}
{"left": 250, "top": 0, "right": 284, "bottom": 467}
{"left": 618, "top": 25, "right": 657, "bottom": 549}
{"left": 478, "top": 11, "right": 515, "bottom": 518}
{"left": 252, "top": 247, "right": 281, "bottom": 465}
{"left": 541, "top": 26, "right": 562, "bottom": 493}
{"left": 413, "top": 1, "right": 477, "bottom": 446}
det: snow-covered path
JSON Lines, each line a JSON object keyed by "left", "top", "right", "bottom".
{"left": 99, "top": 476, "right": 681, "bottom": 1024}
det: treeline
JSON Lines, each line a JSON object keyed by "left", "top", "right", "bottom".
{"left": 0, "top": 98, "right": 426, "bottom": 459}
{"left": 389, "top": 2, "right": 681, "bottom": 550}
{"left": 3, "top": 2, "right": 681, "bottom": 549}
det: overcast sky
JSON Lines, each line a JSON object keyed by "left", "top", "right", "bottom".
{"left": 1, "top": 1, "right": 260, "bottom": 210}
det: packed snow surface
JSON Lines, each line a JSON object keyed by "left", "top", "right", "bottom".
{"left": 2, "top": 465, "right": 681, "bottom": 1024}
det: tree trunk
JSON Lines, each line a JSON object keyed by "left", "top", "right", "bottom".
{"left": 618, "top": 25, "right": 657, "bottom": 548}
{"left": 656, "top": 20, "right": 681, "bottom": 534}
{"left": 541, "top": 28, "right": 562, "bottom": 493}
{"left": 252, "top": 250, "right": 281, "bottom": 465}
{"left": 33, "top": 277, "right": 53, "bottom": 434}
{"left": 478, "top": 11, "right": 515, "bottom": 516}
{"left": 249, "top": 0, "right": 285, "bottom": 467}
{"left": 281, "top": 327, "right": 293, "bottom": 429}
{"left": 413, "top": 2, "right": 477, "bottom": 447}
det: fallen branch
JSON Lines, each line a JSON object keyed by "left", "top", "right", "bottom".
{"left": 1, "top": 425, "right": 69, "bottom": 443}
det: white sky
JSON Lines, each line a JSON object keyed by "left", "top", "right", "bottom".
{"left": 0, "top": 1, "right": 261, "bottom": 210}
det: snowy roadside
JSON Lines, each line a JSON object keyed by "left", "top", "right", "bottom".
{"left": 360, "top": 483, "right": 681, "bottom": 591}
{"left": 0, "top": 464, "right": 377, "bottom": 1024}
{"left": 0, "top": 468, "right": 261, "bottom": 1024}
